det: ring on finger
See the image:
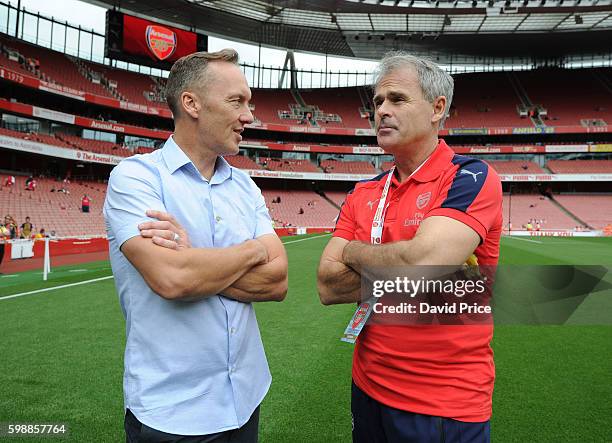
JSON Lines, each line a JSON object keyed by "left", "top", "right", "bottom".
{"left": 173, "top": 232, "right": 180, "bottom": 242}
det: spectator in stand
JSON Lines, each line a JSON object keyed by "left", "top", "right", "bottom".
{"left": 82, "top": 194, "right": 91, "bottom": 213}
{"left": 4, "top": 215, "right": 17, "bottom": 238}
{"left": 61, "top": 177, "right": 70, "bottom": 194}
{"left": 34, "top": 229, "right": 46, "bottom": 239}
{"left": 20, "top": 216, "right": 33, "bottom": 239}
{"left": 25, "top": 175, "right": 36, "bottom": 191}
{"left": 25, "top": 177, "right": 37, "bottom": 191}
{"left": 27, "top": 57, "right": 39, "bottom": 73}
{"left": 0, "top": 221, "right": 8, "bottom": 269}
{"left": 4, "top": 175, "right": 15, "bottom": 187}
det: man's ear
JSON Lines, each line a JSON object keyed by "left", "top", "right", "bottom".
{"left": 431, "top": 96, "right": 447, "bottom": 124}
{"left": 180, "top": 91, "right": 200, "bottom": 119}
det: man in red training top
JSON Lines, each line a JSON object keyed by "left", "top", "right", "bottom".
{"left": 81, "top": 194, "right": 90, "bottom": 213}
{"left": 317, "top": 52, "right": 502, "bottom": 442}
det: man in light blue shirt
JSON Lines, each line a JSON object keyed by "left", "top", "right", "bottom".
{"left": 104, "top": 49, "right": 288, "bottom": 442}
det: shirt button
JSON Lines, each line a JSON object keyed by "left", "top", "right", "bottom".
{"left": 230, "top": 327, "right": 236, "bottom": 334}
{"left": 230, "top": 366, "right": 236, "bottom": 373}
{"left": 215, "top": 215, "right": 222, "bottom": 223}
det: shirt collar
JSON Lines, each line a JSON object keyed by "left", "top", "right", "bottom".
{"left": 162, "top": 135, "right": 192, "bottom": 174}
{"left": 390, "top": 139, "right": 454, "bottom": 186}
{"left": 210, "top": 156, "right": 233, "bottom": 185}
{"left": 162, "top": 135, "right": 233, "bottom": 184}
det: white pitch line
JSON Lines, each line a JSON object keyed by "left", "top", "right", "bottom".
{"left": 0, "top": 276, "right": 114, "bottom": 301}
{"left": 283, "top": 233, "right": 332, "bottom": 245}
{"left": 506, "top": 236, "right": 543, "bottom": 244}
{"left": 2, "top": 236, "right": 328, "bottom": 300}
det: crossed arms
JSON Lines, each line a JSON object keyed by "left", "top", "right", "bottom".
{"left": 316, "top": 215, "right": 480, "bottom": 305}
{"left": 121, "top": 211, "right": 288, "bottom": 302}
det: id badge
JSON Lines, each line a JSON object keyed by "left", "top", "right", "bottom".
{"left": 341, "top": 297, "right": 375, "bottom": 344}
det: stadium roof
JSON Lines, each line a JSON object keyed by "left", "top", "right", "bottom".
{"left": 86, "top": 0, "right": 612, "bottom": 59}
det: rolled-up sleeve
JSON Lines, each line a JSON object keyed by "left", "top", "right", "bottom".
{"left": 104, "top": 158, "right": 165, "bottom": 249}
{"left": 252, "top": 186, "right": 275, "bottom": 238}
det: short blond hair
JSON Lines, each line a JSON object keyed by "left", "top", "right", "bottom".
{"left": 165, "top": 49, "right": 239, "bottom": 117}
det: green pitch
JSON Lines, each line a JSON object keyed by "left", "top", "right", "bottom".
{"left": 0, "top": 235, "right": 610, "bottom": 442}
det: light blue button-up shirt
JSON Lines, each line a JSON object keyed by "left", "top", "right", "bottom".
{"left": 103, "top": 136, "right": 274, "bottom": 435}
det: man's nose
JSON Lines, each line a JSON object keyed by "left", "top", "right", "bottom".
{"left": 241, "top": 106, "right": 255, "bottom": 124}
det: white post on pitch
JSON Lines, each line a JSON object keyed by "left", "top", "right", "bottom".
{"left": 43, "top": 237, "right": 51, "bottom": 281}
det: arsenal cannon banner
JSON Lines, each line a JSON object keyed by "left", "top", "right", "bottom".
{"left": 105, "top": 11, "right": 208, "bottom": 69}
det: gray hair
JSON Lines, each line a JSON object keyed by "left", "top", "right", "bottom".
{"left": 165, "top": 48, "right": 239, "bottom": 118}
{"left": 373, "top": 51, "right": 454, "bottom": 127}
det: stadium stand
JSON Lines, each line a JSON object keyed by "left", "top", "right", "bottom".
{"left": 81, "top": 60, "right": 164, "bottom": 105}
{"left": 518, "top": 69, "right": 612, "bottom": 126}
{"left": 0, "top": 176, "right": 106, "bottom": 236}
{"left": 320, "top": 159, "right": 377, "bottom": 175}
{"left": 554, "top": 194, "right": 612, "bottom": 229}
{"left": 489, "top": 161, "right": 545, "bottom": 174}
{"left": 0, "top": 128, "right": 134, "bottom": 156}
{"left": 0, "top": 126, "right": 39, "bottom": 140}
{"left": 262, "top": 189, "right": 339, "bottom": 227}
{"left": 135, "top": 146, "right": 156, "bottom": 155}
{"left": 503, "top": 194, "right": 577, "bottom": 230}
{"left": 299, "top": 87, "right": 372, "bottom": 129}
{"left": 261, "top": 158, "right": 321, "bottom": 173}
{"left": 546, "top": 159, "right": 612, "bottom": 173}
{"left": 2, "top": 35, "right": 611, "bottom": 131}
{"left": 0, "top": 35, "right": 114, "bottom": 99}
{"left": 56, "top": 133, "right": 131, "bottom": 157}
{"left": 381, "top": 160, "right": 394, "bottom": 171}
{"left": 250, "top": 90, "right": 300, "bottom": 125}
{"left": 0, "top": 30, "right": 610, "bottom": 237}
{"left": 447, "top": 72, "right": 529, "bottom": 128}
{"left": 224, "top": 154, "right": 263, "bottom": 170}
{"left": 32, "top": 132, "right": 73, "bottom": 148}
{"left": 324, "top": 191, "right": 348, "bottom": 207}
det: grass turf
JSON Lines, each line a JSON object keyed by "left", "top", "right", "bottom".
{"left": 0, "top": 234, "right": 610, "bottom": 442}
